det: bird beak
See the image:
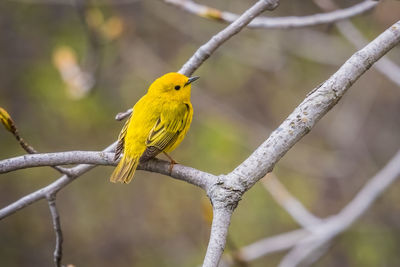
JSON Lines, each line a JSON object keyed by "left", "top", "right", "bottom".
{"left": 184, "top": 76, "right": 200, "bottom": 87}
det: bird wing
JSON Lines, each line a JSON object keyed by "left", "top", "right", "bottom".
{"left": 141, "top": 103, "right": 190, "bottom": 161}
{"left": 114, "top": 113, "right": 132, "bottom": 161}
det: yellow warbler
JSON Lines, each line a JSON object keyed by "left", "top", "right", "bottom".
{"left": 110, "top": 72, "right": 199, "bottom": 184}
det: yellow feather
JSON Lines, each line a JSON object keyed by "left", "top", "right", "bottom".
{"left": 110, "top": 72, "right": 197, "bottom": 184}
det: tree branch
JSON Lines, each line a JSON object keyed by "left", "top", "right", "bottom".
{"left": 164, "top": 0, "right": 377, "bottom": 30}
{"left": 279, "top": 149, "right": 400, "bottom": 266}
{"left": 228, "top": 20, "right": 400, "bottom": 191}
{"left": 47, "top": 195, "right": 63, "bottom": 267}
{"left": 1, "top": 5, "right": 399, "bottom": 267}
{"left": 178, "top": 0, "right": 279, "bottom": 77}
{"left": 212, "top": 20, "right": 400, "bottom": 266}
{"left": 0, "top": 151, "right": 214, "bottom": 189}
{"left": 261, "top": 174, "right": 322, "bottom": 229}
{"left": 235, "top": 229, "right": 309, "bottom": 262}
{"left": 202, "top": 207, "right": 233, "bottom": 267}
{"left": 0, "top": 107, "right": 73, "bottom": 176}
{"left": 0, "top": 143, "right": 115, "bottom": 219}
{"left": 225, "top": 147, "right": 400, "bottom": 266}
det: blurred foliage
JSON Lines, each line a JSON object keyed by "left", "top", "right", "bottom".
{"left": 1, "top": 0, "right": 400, "bottom": 266}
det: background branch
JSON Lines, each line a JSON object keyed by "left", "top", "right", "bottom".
{"left": 164, "top": 0, "right": 377, "bottom": 29}
{"left": 279, "top": 149, "right": 400, "bottom": 266}
{"left": 261, "top": 174, "right": 322, "bottom": 229}
{"left": 178, "top": 0, "right": 279, "bottom": 77}
{"left": 314, "top": 0, "right": 400, "bottom": 87}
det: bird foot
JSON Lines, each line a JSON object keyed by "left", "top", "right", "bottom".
{"left": 163, "top": 152, "right": 178, "bottom": 173}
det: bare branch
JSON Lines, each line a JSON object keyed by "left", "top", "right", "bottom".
{"left": 202, "top": 207, "right": 233, "bottom": 267}
{"left": 165, "top": 0, "right": 377, "bottom": 30}
{"left": 47, "top": 195, "right": 63, "bottom": 267}
{"left": 229, "top": 20, "right": 400, "bottom": 191}
{"left": 1, "top": 4, "right": 399, "bottom": 267}
{"left": 178, "top": 0, "right": 279, "bottom": 77}
{"left": 236, "top": 229, "right": 309, "bottom": 262}
{"left": 279, "top": 149, "right": 400, "bottom": 266}
{"left": 0, "top": 151, "right": 214, "bottom": 190}
{"left": 336, "top": 21, "right": 400, "bottom": 87}
{"left": 213, "top": 21, "right": 400, "bottom": 266}
{"left": 261, "top": 174, "right": 322, "bottom": 229}
{"left": 0, "top": 107, "right": 73, "bottom": 176}
{"left": 229, "top": 148, "right": 400, "bottom": 265}
{"left": 0, "top": 151, "right": 115, "bottom": 173}
{"left": 115, "top": 108, "right": 132, "bottom": 121}
{"left": 0, "top": 143, "right": 115, "bottom": 219}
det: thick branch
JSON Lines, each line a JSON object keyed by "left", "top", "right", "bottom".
{"left": 0, "top": 151, "right": 115, "bottom": 172}
{"left": 0, "top": 149, "right": 214, "bottom": 220}
{"left": 165, "top": 0, "right": 377, "bottom": 30}
{"left": 203, "top": 207, "right": 233, "bottom": 267}
{"left": 211, "top": 21, "right": 400, "bottom": 266}
{"left": 0, "top": 151, "right": 214, "bottom": 190}
{"left": 229, "top": 20, "right": 400, "bottom": 191}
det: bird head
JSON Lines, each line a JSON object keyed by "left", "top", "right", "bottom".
{"left": 148, "top": 72, "right": 199, "bottom": 101}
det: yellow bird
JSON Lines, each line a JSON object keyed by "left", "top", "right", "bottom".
{"left": 110, "top": 72, "right": 199, "bottom": 184}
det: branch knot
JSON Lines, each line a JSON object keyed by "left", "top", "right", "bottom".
{"left": 207, "top": 175, "right": 244, "bottom": 211}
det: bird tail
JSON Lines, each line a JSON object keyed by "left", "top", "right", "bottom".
{"left": 110, "top": 154, "right": 139, "bottom": 184}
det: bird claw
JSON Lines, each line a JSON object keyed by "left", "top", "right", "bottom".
{"left": 163, "top": 152, "right": 178, "bottom": 174}
{"left": 168, "top": 160, "right": 177, "bottom": 174}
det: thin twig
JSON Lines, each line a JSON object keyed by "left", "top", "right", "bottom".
{"left": 178, "top": 0, "right": 279, "bottom": 77}
{"left": 164, "top": 0, "right": 377, "bottom": 29}
{"left": 0, "top": 107, "right": 73, "bottom": 176}
{"left": 46, "top": 194, "right": 63, "bottom": 267}
{"left": 235, "top": 229, "right": 309, "bottom": 262}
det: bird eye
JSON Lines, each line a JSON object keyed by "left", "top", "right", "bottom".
{"left": 174, "top": 85, "right": 181, "bottom": 90}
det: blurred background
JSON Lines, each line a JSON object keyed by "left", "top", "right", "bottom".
{"left": 1, "top": 0, "right": 400, "bottom": 266}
